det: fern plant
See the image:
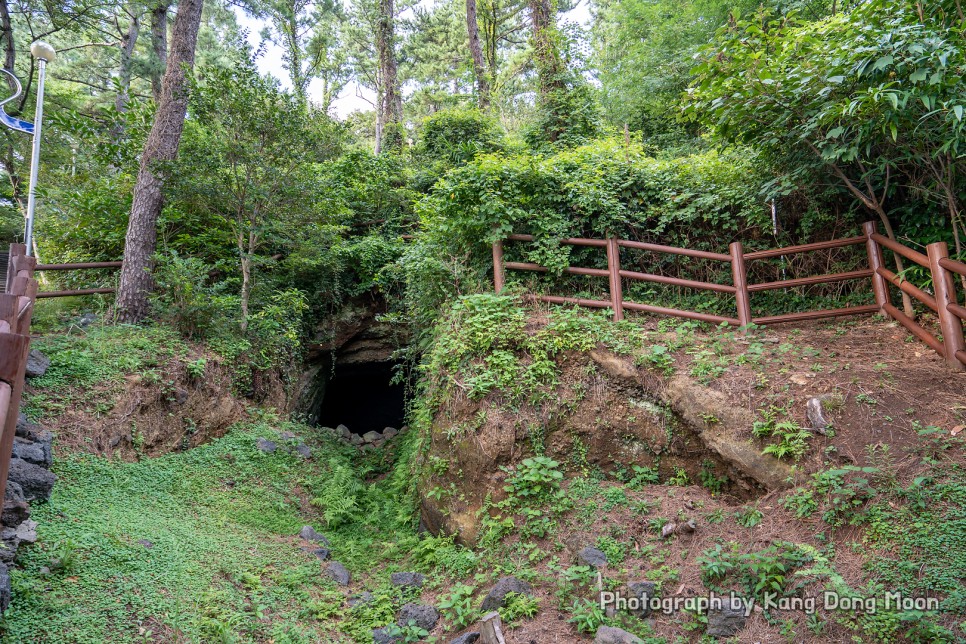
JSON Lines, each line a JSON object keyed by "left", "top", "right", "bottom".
{"left": 310, "top": 458, "right": 364, "bottom": 528}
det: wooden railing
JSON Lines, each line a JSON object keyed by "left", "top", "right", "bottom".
{"left": 34, "top": 260, "right": 121, "bottom": 298}
{"left": 492, "top": 221, "right": 966, "bottom": 371}
{"left": 0, "top": 244, "right": 38, "bottom": 501}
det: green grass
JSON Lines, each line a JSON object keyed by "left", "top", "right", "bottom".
{"left": 0, "top": 423, "right": 423, "bottom": 643}
{"left": 22, "top": 323, "right": 189, "bottom": 420}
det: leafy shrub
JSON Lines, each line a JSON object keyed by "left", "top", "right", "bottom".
{"left": 152, "top": 250, "right": 237, "bottom": 339}
{"left": 504, "top": 456, "right": 564, "bottom": 502}
{"left": 698, "top": 542, "right": 814, "bottom": 603}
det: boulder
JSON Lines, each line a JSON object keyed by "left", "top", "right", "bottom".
{"left": 0, "top": 529, "right": 19, "bottom": 564}
{"left": 2, "top": 482, "right": 29, "bottom": 528}
{"left": 298, "top": 525, "right": 331, "bottom": 546}
{"left": 24, "top": 349, "right": 50, "bottom": 378}
{"left": 0, "top": 562, "right": 10, "bottom": 614}
{"left": 627, "top": 581, "right": 657, "bottom": 618}
{"left": 661, "top": 522, "right": 676, "bottom": 539}
{"left": 12, "top": 435, "right": 52, "bottom": 469}
{"left": 362, "top": 431, "right": 383, "bottom": 443}
{"left": 304, "top": 547, "right": 330, "bottom": 561}
{"left": 349, "top": 434, "right": 364, "bottom": 446}
{"left": 338, "top": 424, "right": 351, "bottom": 439}
{"left": 14, "top": 519, "right": 37, "bottom": 544}
{"left": 390, "top": 571, "right": 425, "bottom": 590}
{"left": 449, "top": 633, "right": 480, "bottom": 644}
{"left": 383, "top": 427, "right": 399, "bottom": 440}
{"left": 255, "top": 438, "right": 277, "bottom": 453}
{"left": 398, "top": 603, "right": 439, "bottom": 631}
{"left": 595, "top": 626, "right": 644, "bottom": 644}
{"left": 15, "top": 415, "right": 47, "bottom": 442}
{"left": 76, "top": 312, "right": 98, "bottom": 328}
{"left": 294, "top": 444, "right": 312, "bottom": 459}
{"left": 480, "top": 577, "right": 533, "bottom": 612}
{"left": 706, "top": 597, "right": 747, "bottom": 638}
{"left": 326, "top": 561, "right": 351, "bottom": 586}
{"left": 8, "top": 458, "right": 56, "bottom": 501}
{"left": 578, "top": 546, "right": 608, "bottom": 568}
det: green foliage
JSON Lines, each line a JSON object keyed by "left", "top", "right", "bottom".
{"left": 310, "top": 458, "right": 364, "bottom": 528}
{"left": 416, "top": 107, "right": 504, "bottom": 166}
{"left": 503, "top": 456, "right": 564, "bottom": 502}
{"left": 698, "top": 542, "right": 814, "bottom": 603}
{"left": 500, "top": 591, "right": 540, "bottom": 622}
{"left": 436, "top": 583, "right": 478, "bottom": 628}
{"left": 753, "top": 407, "right": 812, "bottom": 461}
{"left": 567, "top": 597, "right": 605, "bottom": 634}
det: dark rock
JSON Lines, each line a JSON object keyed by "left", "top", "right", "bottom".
{"left": 138, "top": 539, "right": 154, "bottom": 549}
{"left": 362, "top": 431, "right": 383, "bottom": 443}
{"left": 480, "top": 576, "right": 533, "bottom": 612}
{"left": 15, "top": 519, "right": 37, "bottom": 544}
{"left": 279, "top": 431, "right": 297, "bottom": 441}
{"left": 299, "top": 525, "right": 331, "bottom": 546}
{"left": 806, "top": 397, "right": 830, "bottom": 435}
{"left": 326, "top": 561, "right": 351, "bottom": 586}
{"left": 0, "top": 562, "right": 10, "bottom": 613}
{"left": 706, "top": 597, "right": 748, "bottom": 638}
{"left": 398, "top": 603, "right": 439, "bottom": 631}
{"left": 174, "top": 388, "right": 189, "bottom": 405}
{"left": 2, "top": 482, "right": 29, "bottom": 528}
{"left": 678, "top": 519, "right": 697, "bottom": 534}
{"left": 304, "top": 547, "right": 330, "bottom": 561}
{"left": 348, "top": 591, "right": 374, "bottom": 608}
{"left": 349, "top": 434, "right": 364, "bottom": 446}
{"left": 372, "top": 626, "right": 401, "bottom": 644}
{"left": 0, "top": 529, "right": 19, "bottom": 564}
{"left": 15, "top": 415, "right": 47, "bottom": 442}
{"left": 12, "top": 435, "right": 52, "bottom": 469}
{"left": 628, "top": 581, "right": 657, "bottom": 618}
{"left": 337, "top": 424, "right": 351, "bottom": 439}
{"left": 383, "top": 427, "right": 399, "bottom": 440}
{"left": 294, "top": 443, "right": 312, "bottom": 459}
{"left": 24, "top": 349, "right": 50, "bottom": 378}
{"left": 595, "top": 626, "right": 644, "bottom": 644}
{"left": 449, "top": 633, "right": 480, "bottom": 644}
{"left": 256, "top": 438, "right": 277, "bottom": 453}
{"left": 578, "top": 546, "right": 608, "bottom": 568}
{"left": 8, "top": 457, "right": 56, "bottom": 501}
{"left": 390, "top": 571, "right": 425, "bottom": 590}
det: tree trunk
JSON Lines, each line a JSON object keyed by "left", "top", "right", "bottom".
{"left": 528, "top": 0, "right": 562, "bottom": 97}
{"left": 114, "top": 0, "right": 204, "bottom": 323}
{"left": 150, "top": 1, "right": 170, "bottom": 102}
{"left": 238, "top": 229, "right": 251, "bottom": 333}
{"left": 115, "top": 10, "right": 141, "bottom": 115}
{"left": 0, "top": 0, "right": 14, "bottom": 75}
{"left": 466, "top": 0, "right": 490, "bottom": 109}
{"left": 0, "top": 0, "right": 21, "bottom": 211}
{"left": 376, "top": 0, "right": 401, "bottom": 152}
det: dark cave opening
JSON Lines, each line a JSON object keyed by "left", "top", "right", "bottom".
{"left": 316, "top": 361, "right": 406, "bottom": 435}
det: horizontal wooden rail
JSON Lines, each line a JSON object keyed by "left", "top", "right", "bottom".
{"left": 745, "top": 236, "right": 867, "bottom": 260}
{"left": 617, "top": 239, "right": 731, "bottom": 262}
{"left": 875, "top": 267, "right": 938, "bottom": 312}
{"left": 531, "top": 294, "right": 612, "bottom": 309}
{"left": 949, "top": 302, "right": 966, "bottom": 321}
{"left": 37, "top": 287, "right": 115, "bottom": 299}
{"left": 871, "top": 233, "right": 929, "bottom": 267}
{"left": 883, "top": 302, "right": 944, "bottom": 354}
{"left": 622, "top": 300, "right": 739, "bottom": 325}
{"left": 748, "top": 269, "right": 873, "bottom": 293}
{"left": 753, "top": 304, "right": 880, "bottom": 325}
{"left": 507, "top": 233, "right": 608, "bottom": 248}
{"left": 504, "top": 261, "right": 609, "bottom": 277}
{"left": 939, "top": 257, "right": 966, "bottom": 277}
{"left": 35, "top": 261, "right": 122, "bottom": 271}
{"left": 619, "top": 269, "right": 736, "bottom": 294}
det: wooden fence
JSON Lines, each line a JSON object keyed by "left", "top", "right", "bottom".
{"left": 0, "top": 244, "right": 38, "bottom": 501}
{"left": 492, "top": 221, "right": 966, "bottom": 371}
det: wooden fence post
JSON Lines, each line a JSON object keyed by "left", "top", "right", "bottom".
{"left": 607, "top": 237, "right": 624, "bottom": 322}
{"left": 492, "top": 239, "right": 505, "bottom": 294}
{"left": 0, "top": 243, "right": 37, "bottom": 503}
{"left": 863, "top": 221, "right": 890, "bottom": 316}
{"left": 927, "top": 241, "right": 965, "bottom": 371}
{"left": 729, "top": 242, "right": 752, "bottom": 328}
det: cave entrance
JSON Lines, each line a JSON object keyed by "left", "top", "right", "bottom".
{"left": 317, "top": 361, "right": 406, "bottom": 436}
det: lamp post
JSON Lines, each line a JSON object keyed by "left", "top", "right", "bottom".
{"left": 23, "top": 41, "right": 56, "bottom": 257}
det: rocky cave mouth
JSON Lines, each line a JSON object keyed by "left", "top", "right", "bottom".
{"left": 316, "top": 360, "right": 406, "bottom": 436}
